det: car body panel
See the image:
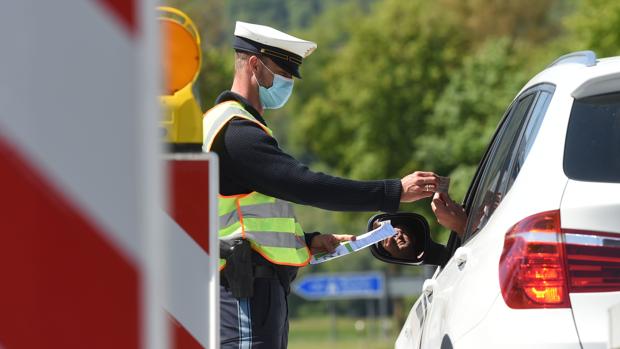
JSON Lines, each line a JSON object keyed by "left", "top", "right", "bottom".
{"left": 454, "top": 295, "right": 581, "bottom": 349}
{"left": 395, "top": 296, "right": 424, "bottom": 349}
{"left": 560, "top": 181, "right": 620, "bottom": 234}
{"left": 569, "top": 293, "right": 620, "bottom": 349}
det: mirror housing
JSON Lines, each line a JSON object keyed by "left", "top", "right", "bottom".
{"left": 368, "top": 212, "right": 446, "bottom": 266}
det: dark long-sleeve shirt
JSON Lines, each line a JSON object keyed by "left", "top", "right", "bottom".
{"left": 212, "top": 91, "right": 403, "bottom": 212}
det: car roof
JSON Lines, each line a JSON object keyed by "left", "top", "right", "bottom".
{"left": 519, "top": 51, "right": 620, "bottom": 99}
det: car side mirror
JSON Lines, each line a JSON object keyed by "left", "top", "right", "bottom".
{"left": 368, "top": 212, "right": 445, "bottom": 266}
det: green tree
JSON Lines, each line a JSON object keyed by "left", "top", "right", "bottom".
{"left": 565, "top": 0, "right": 620, "bottom": 57}
{"left": 415, "top": 38, "right": 530, "bottom": 203}
{"left": 440, "top": 0, "right": 564, "bottom": 46}
{"left": 292, "top": 0, "right": 466, "bottom": 180}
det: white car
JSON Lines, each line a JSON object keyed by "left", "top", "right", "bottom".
{"left": 370, "top": 51, "right": 620, "bottom": 349}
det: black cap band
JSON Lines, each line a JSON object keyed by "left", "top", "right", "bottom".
{"left": 233, "top": 36, "right": 303, "bottom": 78}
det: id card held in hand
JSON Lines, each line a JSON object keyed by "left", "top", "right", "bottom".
{"left": 437, "top": 176, "right": 450, "bottom": 193}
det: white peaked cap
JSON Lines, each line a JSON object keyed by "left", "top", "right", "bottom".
{"left": 233, "top": 21, "right": 316, "bottom": 78}
{"left": 234, "top": 21, "right": 317, "bottom": 58}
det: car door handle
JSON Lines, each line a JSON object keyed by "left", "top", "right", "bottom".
{"left": 422, "top": 279, "right": 437, "bottom": 296}
{"left": 454, "top": 247, "right": 471, "bottom": 270}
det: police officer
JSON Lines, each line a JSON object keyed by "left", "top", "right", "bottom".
{"left": 203, "top": 21, "right": 439, "bottom": 349}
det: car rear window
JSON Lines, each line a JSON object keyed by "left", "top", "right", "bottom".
{"left": 564, "top": 91, "right": 620, "bottom": 183}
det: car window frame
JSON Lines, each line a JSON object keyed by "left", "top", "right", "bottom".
{"left": 461, "top": 92, "right": 536, "bottom": 241}
{"left": 460, "top": 84, "right": 555, "bottom": 244}
{"left": 463, "top": 90, "right": 538, "bottom": 241}
{"left": 505, "top": 84, "right": 555, "bottom": 193}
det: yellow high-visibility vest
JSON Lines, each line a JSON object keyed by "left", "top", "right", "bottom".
{"left": 203, "top": 101, "right": 311, "bottom": 269}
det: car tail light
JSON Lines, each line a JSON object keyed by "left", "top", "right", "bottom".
{"left": 564, "top": 229, "right": 620, "bottom": 293}
{"left": 499, "top": 210, "right": 570, "bottom": 308}
{"left": 499, "top": 210, "right": 620, "bottom": 309}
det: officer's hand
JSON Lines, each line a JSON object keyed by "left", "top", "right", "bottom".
{"left": 400, "top": 171, "right": 439, "bottom": 202}
{"left": 310, "top": 234, "right": 356, "bottom": 254}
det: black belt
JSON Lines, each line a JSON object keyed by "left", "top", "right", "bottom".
{"left": 220, "top": 264, "right": 278, "bottom": 287}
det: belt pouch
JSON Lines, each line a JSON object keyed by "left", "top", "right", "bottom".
{"left": 223, "top": 239, "right": 254, "bottom": 298}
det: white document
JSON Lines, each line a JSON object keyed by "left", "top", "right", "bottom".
{"left": 309, "top": 220, "right": 396, "bottom": 264}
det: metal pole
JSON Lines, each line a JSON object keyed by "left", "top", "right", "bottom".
{"left": 379, "top": 295, "right": 388, "bottom": 340}
{"left": 329, "top": 301, "right": 337, "bottom": 342}
{"left": 368, "top": 299, "right": 377, "bottom": 339}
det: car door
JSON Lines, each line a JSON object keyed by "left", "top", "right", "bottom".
{"left": 417, "top": 89, "right": 545, "bottom": 348}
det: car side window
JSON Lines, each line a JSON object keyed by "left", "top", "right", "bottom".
{"left": 521, "top": 90, "right": 553, "bottom": 162}
{"left": 507, "top": 88, "right": 554, "bottom": 188}
{"left": 463, "top": 93, "right": 536, "bottom": 240}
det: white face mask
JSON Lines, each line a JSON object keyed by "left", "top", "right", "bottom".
{"left": 256, "top": 59, "right": 294, "bottom": 109}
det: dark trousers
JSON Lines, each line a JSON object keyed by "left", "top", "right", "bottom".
{"left": 220, "top": 278, "right": 289, "bottom": 349}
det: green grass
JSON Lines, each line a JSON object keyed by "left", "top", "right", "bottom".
{"left": 288, "top": 316, "right": 395, "bottom": 349}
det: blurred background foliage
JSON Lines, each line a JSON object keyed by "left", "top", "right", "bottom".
{"left": 165, "top": 0, "right": 618, "bottom": 336}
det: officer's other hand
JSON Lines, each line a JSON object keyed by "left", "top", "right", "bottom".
{"left": 310, "top": 234, "right": 356, "bottom": 254}
{"left": 431, "top": 192, "right": 467, "bottom": 237}
{"left": 400, "top": 171, "right": 438, "bottom": 202}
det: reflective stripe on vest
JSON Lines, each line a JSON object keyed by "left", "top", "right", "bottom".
{"left": 203, "top": 101, "right": 310, "bottom": 269}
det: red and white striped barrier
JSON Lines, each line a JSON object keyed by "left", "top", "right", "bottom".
{"left": 0, "top": 1, "right": 218, "bottom": 348}
{"left": 164, "top": 154, "right": 219, "bottom": 349}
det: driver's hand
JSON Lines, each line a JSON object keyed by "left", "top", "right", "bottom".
{"left": 431, "top": 192, "right": 467, "bottom": 237}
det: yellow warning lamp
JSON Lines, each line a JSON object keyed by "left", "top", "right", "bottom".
{"left": 158, "top": 6, "right": 203, "bottom": 148}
